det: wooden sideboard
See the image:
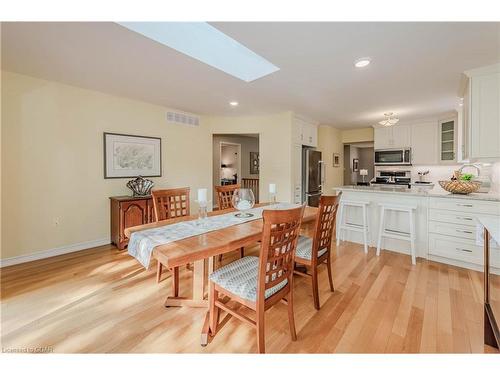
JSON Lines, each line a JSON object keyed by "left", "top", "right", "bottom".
{"left": 110, "top": 195, "right": 155, "bottom": 249}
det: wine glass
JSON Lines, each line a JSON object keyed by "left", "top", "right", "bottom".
{"left": 232, "top": 188, "right": 255, "bottom": 218}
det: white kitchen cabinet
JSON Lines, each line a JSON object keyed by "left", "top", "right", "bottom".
{"left": 391, "top": 125, "right": 411, "bottom": 148}
{"left": 464, "top": 64, "right": 500, "bottom": 161}
{"left": 411, "top": 121, "right": 438, "bottom": 165}
{"left": 293, "top": 116, "right": 318, "bottom": 147}
{"left": 428, "top": 197, "right": 500, "bottom": 269}
{"left": 374, "top": 125, "right": 411, "bottom": 149}
{"left": 292, "top": 143, "right": 302, "bottom": 203}
{"left": 374, "top": 127, "right": 392, "bottom": 149}
{"left": 458, "top": 79, "right": 471, "bottom": 162}
{"left": 301, "top": 121, "right": 318, "bottom": 147}
{"left": 438, "top": 117, "right": 457, "bottom": 163}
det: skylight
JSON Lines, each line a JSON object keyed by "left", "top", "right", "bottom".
{"left": 118, "top": 22, "right": 280, "bottom": 82}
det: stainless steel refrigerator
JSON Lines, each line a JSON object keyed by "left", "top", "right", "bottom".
{"left": 302, "top": 148, "right": 324, "bottom": 207}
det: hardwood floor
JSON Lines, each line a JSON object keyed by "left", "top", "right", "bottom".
{"left": 1, "top": 240, "right": 498, "bottom": 353}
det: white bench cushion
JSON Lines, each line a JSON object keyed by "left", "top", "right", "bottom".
{"left": 209, "top": 256, "right": 288, "bottom": 302}
{"left": 295, "top": 235, "right": 328, "bottom": 260}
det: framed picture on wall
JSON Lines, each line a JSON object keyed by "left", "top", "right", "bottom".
{"left": 333, "top": 153, "right": 340, "bottom": 167}
{"left": 103, "top": 133, "right": 162, "bottom": 178}
{"left": 250, "top": 152, "right": 259, "bottom": 174}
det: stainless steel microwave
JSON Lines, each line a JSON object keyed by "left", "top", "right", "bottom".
{"left": 374, "top": 148, "right": 412, "bottom": 166}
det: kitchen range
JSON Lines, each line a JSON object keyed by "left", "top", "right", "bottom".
{"left": 371, "top": 170, "right": 412, "bottom": 188}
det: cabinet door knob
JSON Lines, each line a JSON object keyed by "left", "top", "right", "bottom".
{"left": 456, "top": 247, "right": 473, "bottom": 253}
{"left": 456, "top": 216, "right": 473, "bottom": 221}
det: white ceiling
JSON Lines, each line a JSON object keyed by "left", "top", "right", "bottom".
{"left": 2, "top": 22, "right": 499, "bottom": 128}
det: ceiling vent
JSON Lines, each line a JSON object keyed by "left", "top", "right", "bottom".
{"left": 166, "top": 111, "right": 200, "bottom": 127}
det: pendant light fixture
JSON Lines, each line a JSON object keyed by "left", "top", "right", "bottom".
{"left": 378, "top": 112, "right": 399, "bottom": 127}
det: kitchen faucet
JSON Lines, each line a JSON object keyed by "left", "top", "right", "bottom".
{"left": 458, "top": 163, "right": 481, "bottom": 176}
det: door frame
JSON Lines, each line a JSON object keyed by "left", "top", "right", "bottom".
{"left": 219, "top": 141, "right": 242, "bottom": 184}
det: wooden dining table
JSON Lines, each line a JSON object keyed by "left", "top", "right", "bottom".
{"left": 125, "top": 203, "right": 319, "bottom": 346}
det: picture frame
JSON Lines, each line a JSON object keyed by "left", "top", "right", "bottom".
{"left": 103, "top": 132, "right": 162, "bottom": 178}
{"left": 250, "top": 152, "right": 259, "bottom": 174}
{"left": 333, "top": 153, "right": 340, "bottom": 167}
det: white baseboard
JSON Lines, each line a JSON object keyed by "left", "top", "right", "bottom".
{"left": 0, "top": 238, "right": 111, "bottom": 268}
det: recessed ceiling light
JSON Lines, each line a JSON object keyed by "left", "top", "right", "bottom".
{"left": 229, "top": 101, "right": 239, "bottom": 107}
{"left": 117, "top": 22, "right": 280, "bottom": 82}
{"left": 354, "top": 58, "right": 371, "bottom": 68}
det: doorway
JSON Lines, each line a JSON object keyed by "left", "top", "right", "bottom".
{"left": 212, "top": 134, "right": 260, "bottom": 208}
{"left": 219, "top": 142, "right": 241, "bottom": 186}
{"left": 343, "top": 142, "right": 374, "bottom": 185}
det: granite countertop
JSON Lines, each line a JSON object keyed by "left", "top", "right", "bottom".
{"left": 477, "top": 216, "right": 500, "bottom": 245}
{"left": 334, "top": 185, "right": 500, "bottom": 202}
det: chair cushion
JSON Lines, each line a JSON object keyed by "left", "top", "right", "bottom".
{"left": 209, "top": 256, "right": 288, "bottom": 302}
{"left": 295, "top": 235, "right": 328, "bottom": 260}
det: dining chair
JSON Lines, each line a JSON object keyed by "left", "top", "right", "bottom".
{"left": 151, "top": 187, "right": 191, "bottom": 286}
{"left": 151, "top": 187, "right": 190, "bottom": 221}
{"left": 208, "top": 205, "right": 305, "bottom": 353}
{"left": 215, "top": 184, "right": 240, "bottom": 210}
{"left": 294, "top": 193, "right": 341, "bottom": 310}
{"left": 214, "top": 184, "right": 244, "bottom": 260}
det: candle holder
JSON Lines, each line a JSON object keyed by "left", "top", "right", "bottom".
{"left": 196, "top": 200, "right": 210, "bottom": 225}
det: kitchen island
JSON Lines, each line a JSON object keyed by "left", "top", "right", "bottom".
{"left": 334, "top": 185, "right": 500, "bottom": 272}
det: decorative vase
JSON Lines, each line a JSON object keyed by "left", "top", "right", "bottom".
{"left": 126, "top": 176, "right": 154, "bottom": 196}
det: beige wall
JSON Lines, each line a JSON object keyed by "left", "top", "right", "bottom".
{"left": 317, "top": 125, "right": 343, "bottom": 193}
{"left": 341, "top": 127, "right": 374, "bottom": 143}
{"left": 1, "top": 71, "right": 212, "bottom": 260}
{"left": 205, "top": 112, "right": 293, "bottom": 204}
{"left": 1, "top": 72, "right": 295, "bottom": 261}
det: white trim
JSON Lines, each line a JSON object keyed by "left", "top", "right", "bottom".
{"left": 0, "top": 238, "right": 110, "bottom": 268}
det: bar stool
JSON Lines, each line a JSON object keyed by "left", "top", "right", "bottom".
{"left": 376, "top": 203, "right": 417, "bottom": 265}
{"left": 336, "top": 200, "right": 370, "bottom": 253}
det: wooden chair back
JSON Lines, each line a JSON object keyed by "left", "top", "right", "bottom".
{"left": 258, "top": 205, "right": 305, "bottom": 302}
{"left": 241, "top": 178, "right": 259, "bottom": 203}
{"left": 215, "top": 184, "right": 240, "bottom": 210}
{"left": 151, "top": 188, "right": 190, "bottom": 222}
{"left": 311, "top": 193, "right": 342, "bottom": 259}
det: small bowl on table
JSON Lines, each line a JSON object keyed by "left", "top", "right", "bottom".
{"left": 438, "top": 180, "right": 481, "bottom": 195}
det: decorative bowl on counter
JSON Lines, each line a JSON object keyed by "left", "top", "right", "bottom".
{"left": 438, "top": 180, "right": 481, "bottom": 195}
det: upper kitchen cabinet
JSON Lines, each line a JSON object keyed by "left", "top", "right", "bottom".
{"left": 463, "top": 64, "right": 500, "bottom": 161}
{"left": 293, "top": 115, "right": 318, "bottom": 147}
{"left": 438, "top": 117, "right": 457, "bottom": 163}
{"left": 411, "top": 121, "right": 438, "bottom": 165}
{"left": 374, "top": 125, "right": 411, "bottom": 149}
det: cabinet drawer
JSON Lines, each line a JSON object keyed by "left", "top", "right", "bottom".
{"left": 428, "top": 221, "right": 476, "bottom": 240}
{"left": 428, "top": 233, "right": 482, "bottom": 265}
{"left": 429, "top": 209, "right": 477, "bottom": 226}
{"left": 429, "top": 197, "right": 500, "bottom": 215}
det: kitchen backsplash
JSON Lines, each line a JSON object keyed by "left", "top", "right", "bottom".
{"left": 375, "top": 162, "right": 500, "bottom": 193}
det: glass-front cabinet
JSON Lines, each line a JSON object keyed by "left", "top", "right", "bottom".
{"left": 439, "top": 118, "right": 456, "bottom": 163}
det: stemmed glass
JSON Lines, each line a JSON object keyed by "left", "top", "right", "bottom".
{"left": 232, "top": 188, "right": 256, "bottom": 218}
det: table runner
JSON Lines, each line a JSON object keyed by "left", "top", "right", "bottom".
{"left": 128, "top": 203, "right": 299, "bottom": 268}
